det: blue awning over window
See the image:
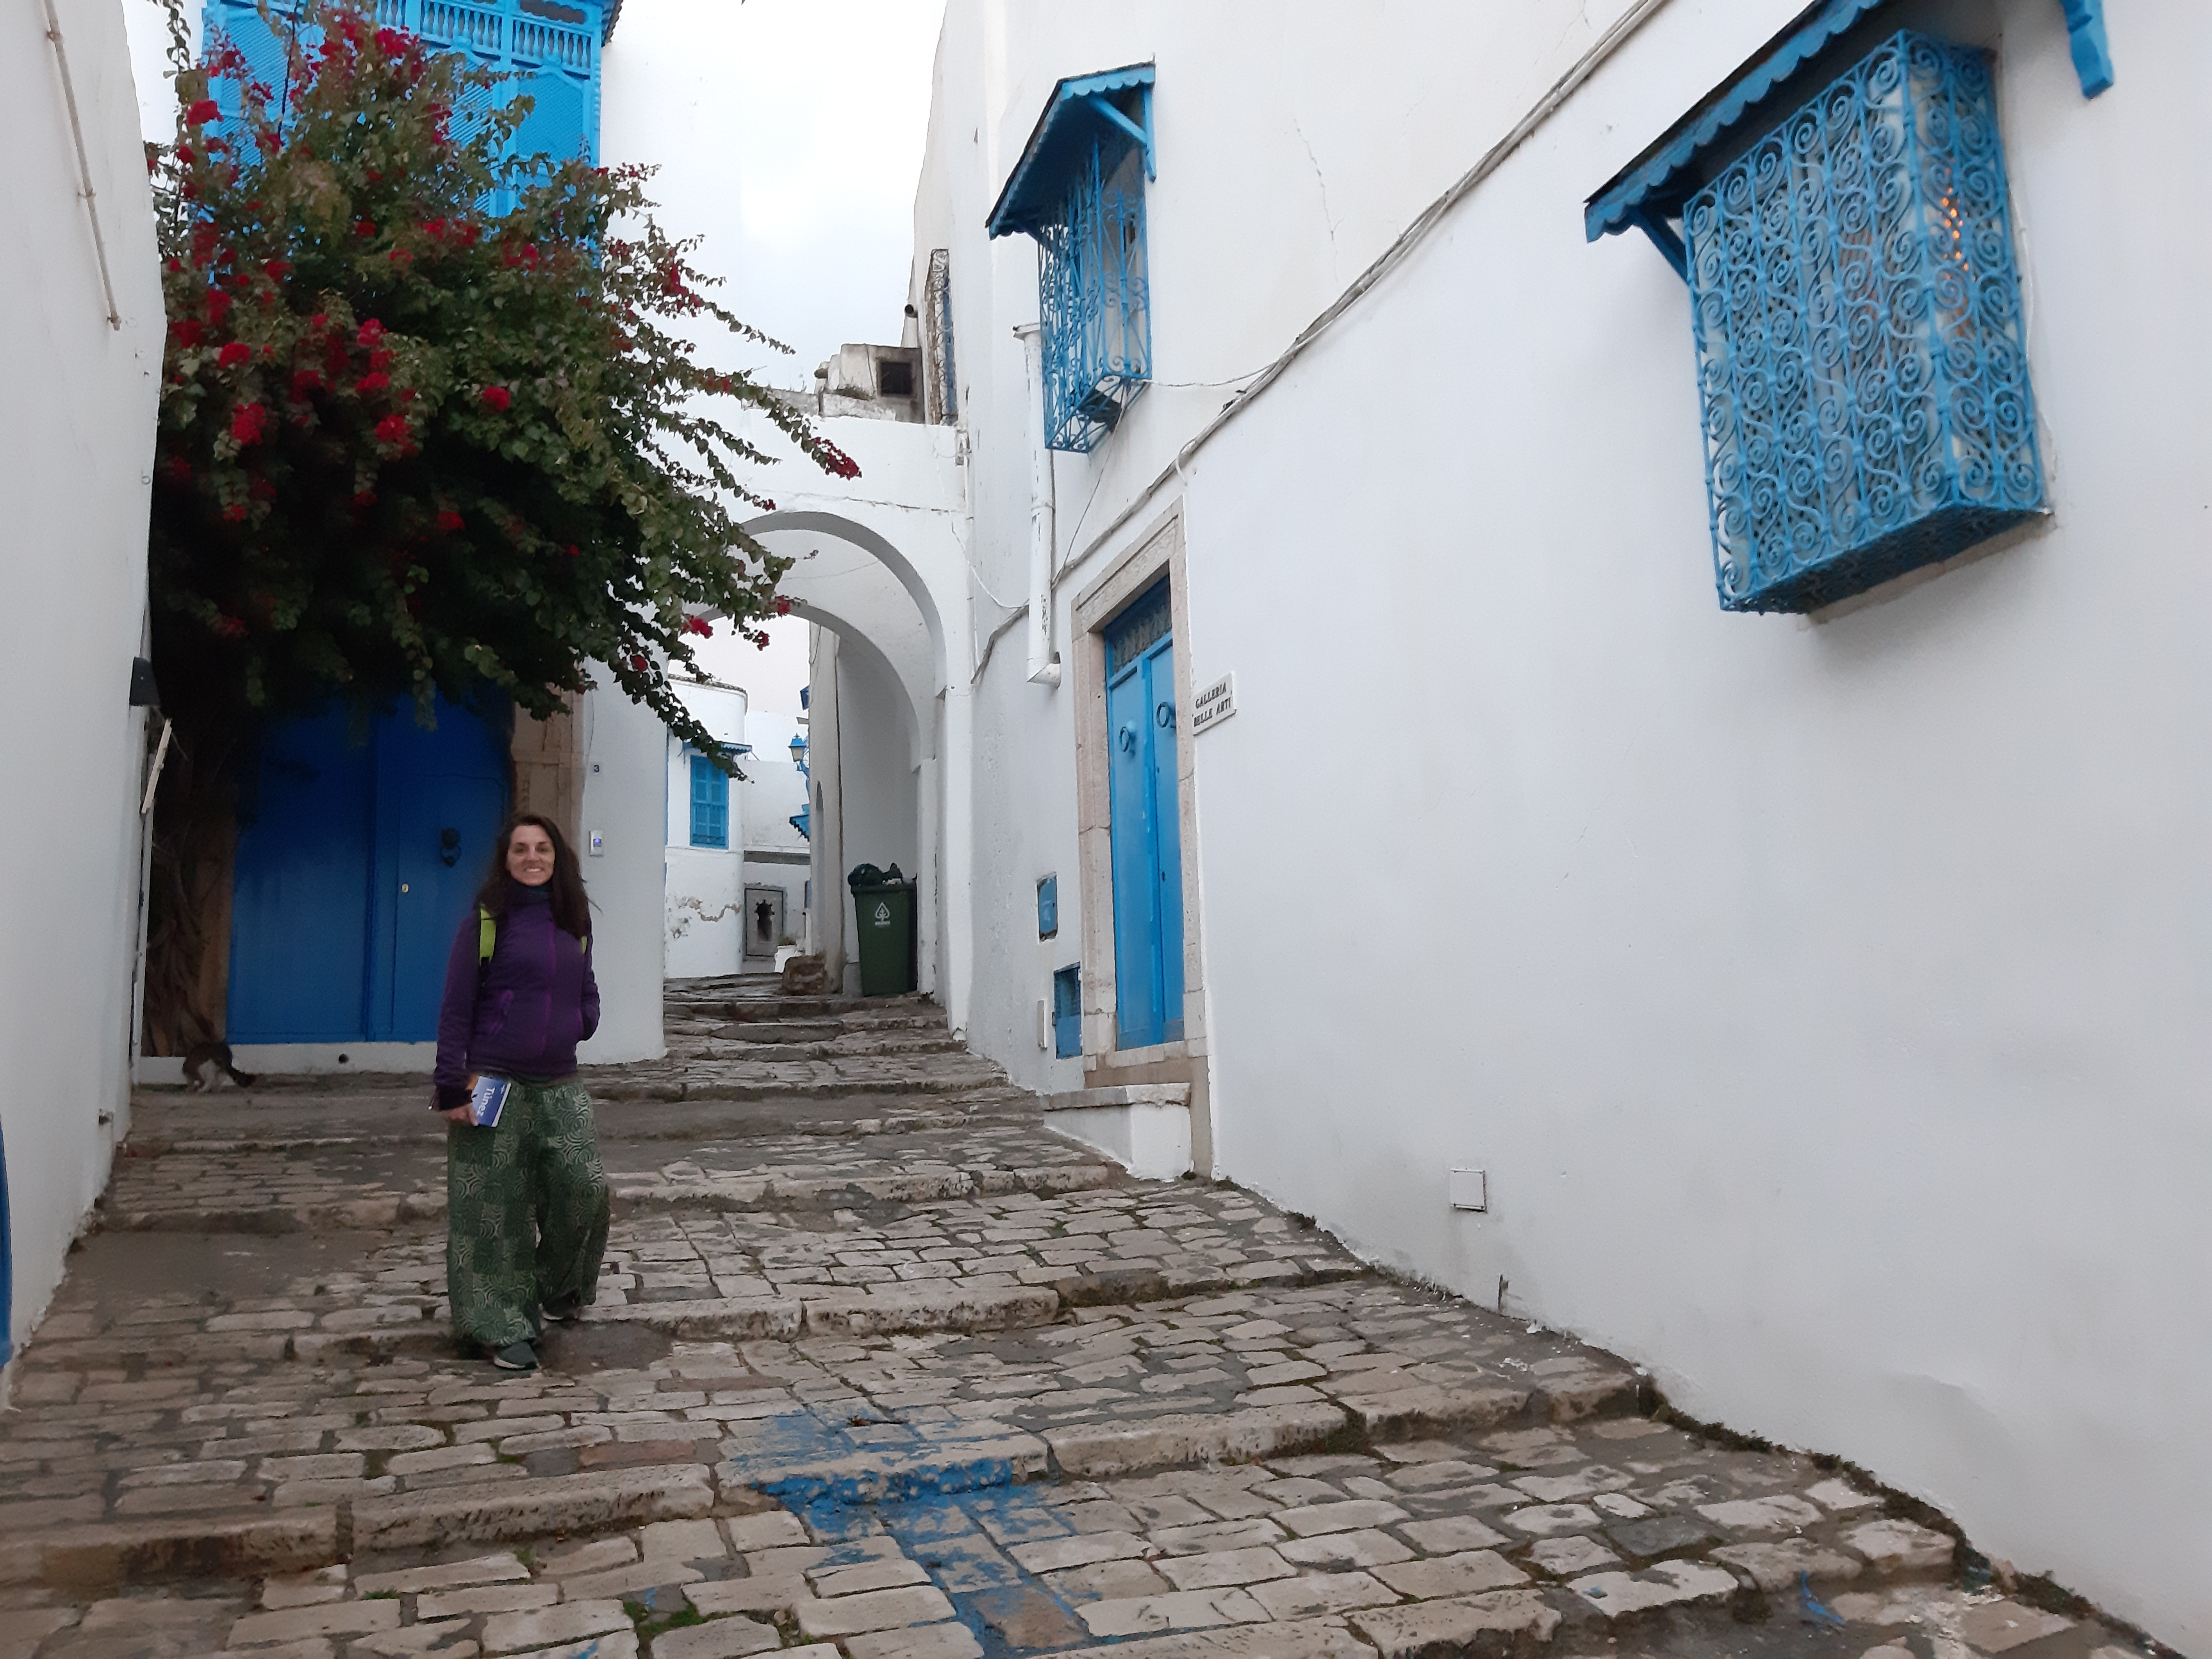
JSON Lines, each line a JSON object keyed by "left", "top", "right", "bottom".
{"left": 1583, "top": 0, "right": 1887, "bottom": 243}
{"left": 986, "top": 63, "right": 1155, "bottom": 240}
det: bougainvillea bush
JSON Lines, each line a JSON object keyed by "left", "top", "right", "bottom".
{"left": 143, "top": 0, "right": 856, "bottom": 1044}
{"left": 152, "top": 0, "right": 853, "bottom": 747}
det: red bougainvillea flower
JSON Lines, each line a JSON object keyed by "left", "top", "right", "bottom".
{"left": 421, "top": 218, "right": 447, "bottom": 240}
{"left": 566, "top": 544, "right": 581, "bottom": 558}
{"left": 388, "top": 248, "right": 412, "bottom": 266}
{"left": 170, "top": 319, "right": 204, "bottom": 347}
{"left": 206, "top": 290, "right": 234, "bottom": 324}
{"left": 753, "top": 631, "right": 771, "bottom": 649}
{"left": 435, "top": 510, "right": 464, "bottom": 533}
{"left": 163, "top": 456, "right": 193, "bottom": 485}
{"left": 290, "top": 369, "right": 322, "bottom": 397}
{"left": 214, "top": 613, "right": 247, "bottom": 635}
{"left": 356, "top": 372, "right": 390, "bottom": 394}
{"left": 682, "top": 614, "right": 712, "bottom": 638}
{"left": 357, "top": 319, "right": 385, "bottom": 346}
{"left": 230, "top": 403, "right": 269, "bottom": 444}
{"left": 629, "top": 653, "right": 648, "bottom": 671}
{"left": 184, "top": 98, "right": 220, "bottom": 126}
{"left": 264, "top": 258, "right": 291, "bottom": 280}
{"left": 222, "top": 503, "right": 249, "bottom": 522}
{"left": 217, "top": 341, "right": 251, "bottom": 369}
{"left": 773, "top": 596, "right": 792, "bottom": 616}
{"left": 355, "top": 219, "right": 377, "bottom": 238}
{"left": 352, "top": 489, "right": 376, "bottom": 509}
{"left": 309, "top": 312, "right": 328, "bottom": 330}
{"left": 479, "top": 385, "right": 511, "bottom": 411}
{"left": 375, "top": 414, "right": 409, "bottom": 444}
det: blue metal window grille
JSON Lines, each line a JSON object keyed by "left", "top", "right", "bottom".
{"left": 1037, "top": 874, "right": 1058, "bottom": 939}
{"left": 1684, "top": 33, "right": 2044, "bottom": 612}
{"left": 1052, "top": 965, "right": 1082, "bottom": 1060}
{"left": 986, "top": 66, "right": 1155, "bottom": 453}
{"left": 202, "top": 0, "right": 606, "bottom": 208}
{"left": 688, "top": 753, "right": 728, "bottom": 849}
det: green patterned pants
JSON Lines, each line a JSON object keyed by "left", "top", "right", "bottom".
{"left": 445, "top": 1080, "right": 610, "bottom": 1350}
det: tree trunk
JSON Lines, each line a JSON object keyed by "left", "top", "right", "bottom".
{"left": 141, "top": 721, "right": 244, "bottom": 1056}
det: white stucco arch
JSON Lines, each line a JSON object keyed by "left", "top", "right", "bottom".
{"left": 717, "top": 419, "right": 976, "bottom": 1028}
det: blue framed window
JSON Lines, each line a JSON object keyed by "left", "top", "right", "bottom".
{"left": 986, "top": 66, "right": 1154, "bottom": 453}
{"left": 1052, "top": 965, "right": 1082, "bottom": 1060}
{"left": 1037, "top": 874, "right": 1058, "bottom": 939}
{"left": 202, "top": 0, "right": 608, "bottom": 211}
{"left": 1588, "top": 15, "right": 2046, "bottom": 614}
{"left": 688, "top": 753, "right": 728, "bottom": 849}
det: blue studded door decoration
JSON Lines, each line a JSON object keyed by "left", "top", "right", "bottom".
{"left": 1104, "top": 579, "right": 1184, "bottom": 1050}
{"left": 228, "top": 694, "right": 508, "bottom": 1043}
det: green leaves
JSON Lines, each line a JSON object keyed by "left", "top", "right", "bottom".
{"left": 150, "top": 0, "right": 839, "bottom": 764}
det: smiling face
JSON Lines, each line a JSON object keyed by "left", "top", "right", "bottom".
{"left": 506, "top": 824, "right": 557, "bottom": 887}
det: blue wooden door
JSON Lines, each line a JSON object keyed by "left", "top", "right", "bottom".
{"left": 374, "top": 708, "right": 510, "bottom": 1040}
{"left": 229, "top": 696, "right": 507, "bottom": 1044}
{"left": 1106, "top": 581, "right": 1184, "bottom": 1049}
{"left": 228, "top": 710, "right": 378, "bottom": 1042}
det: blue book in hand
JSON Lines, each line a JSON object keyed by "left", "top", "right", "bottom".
{"left": 468, "top": 1074, "right": 512, "bottom": 1129}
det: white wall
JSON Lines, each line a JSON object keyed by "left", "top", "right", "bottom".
{"left": 833, "top": 646, "right": 922, "bottom": 981}
{"left": 0, "top": 0, "right": 165, "bottom": 1370}
{"left": 895, "top": 1, "right": 2212, "bottom": 1647}
{"left": 576, "top": 678, "right": 668, "bottom": 1061}
{"left": 662, "top": 678, "right": 748, "bottom": 979}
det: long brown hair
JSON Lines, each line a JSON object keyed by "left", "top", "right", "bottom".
{"left": 475, "top": 813, "right": 592, "bottom": 940}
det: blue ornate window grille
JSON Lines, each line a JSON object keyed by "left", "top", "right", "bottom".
{"left": 688, "top": 753, "right": 728, "bottom": 849}
{"left": 1588, "top": 14, "right": 2048, "bottom": 615}
{"left": 1685, "top": 34, "right": 2044, "bottom": 612}
{"left": 986, "top": 66, "right": 1155, "bottom": 453}
{"left": 202, "top": 0, "right": 606, "bottom": 202}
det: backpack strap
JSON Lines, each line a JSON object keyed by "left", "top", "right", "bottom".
{"left": 478, "top": 906, "right": 496, "bottom": 963}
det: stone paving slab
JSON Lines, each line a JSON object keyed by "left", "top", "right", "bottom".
{"left": 2, "top": 983, "right": 2159, "bottom": 1657}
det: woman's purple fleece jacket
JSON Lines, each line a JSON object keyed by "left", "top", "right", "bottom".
{"left": 433, "top": 881, "right": 599, "bottom": 1109}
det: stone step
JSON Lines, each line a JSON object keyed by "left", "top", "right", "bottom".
{"left": 89, "top": 1156, "right": 1119, "bottom": 1234}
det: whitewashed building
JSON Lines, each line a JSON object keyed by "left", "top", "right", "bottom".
{"left": 710, "top": 1, "right": 2208, "bottom": 1647}
{"left": 662, "top": 675, "right": 751, "bottom": 978}
{"left": 737, "top": 706, "right": 812, "bottom": 968}
{"left": 0, "top": 0, "right": 166, "bottom": 1379}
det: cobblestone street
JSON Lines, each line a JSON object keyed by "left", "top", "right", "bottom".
{"left": 0, "top": 983, "right": 2155, "bottom": 1659}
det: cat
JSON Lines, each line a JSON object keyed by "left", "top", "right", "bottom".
{"left": 182, "top": 1040, "right": 259, "bottom": 1092}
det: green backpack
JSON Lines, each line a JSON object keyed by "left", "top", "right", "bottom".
{"left": 477, "top": 905, "right": 587, "bottom": 963}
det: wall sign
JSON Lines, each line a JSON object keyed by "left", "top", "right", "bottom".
{"left": 1190, "top": 672, "right": 1236, "bottom": 736}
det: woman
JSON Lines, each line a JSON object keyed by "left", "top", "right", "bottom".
{"left": 432, "top": 813, "right": 609, "bottom": 1372}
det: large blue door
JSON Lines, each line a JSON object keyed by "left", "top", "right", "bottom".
{"left": 374, "top": 708, "right": 510, "bottom": 1040}
{"left": 1106, "top": 580, "right": 1184, "bottom": 1049}
{"left": 229, "top": 696, "right": 508, "bottom": 1043}
{"left": 228, "top": 710, "right": 377, "bottom": 1041}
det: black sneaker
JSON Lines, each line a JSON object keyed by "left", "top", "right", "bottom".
{"left": 490, "top": 1340, "right": 539, "bottom": 1372}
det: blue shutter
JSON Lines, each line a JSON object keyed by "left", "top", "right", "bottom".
{"left": 689, "top": 754, "right": 728, "bottom": 848}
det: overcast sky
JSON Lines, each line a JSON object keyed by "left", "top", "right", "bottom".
{"left": 123, "top": 0, "right": 949, "bottom": 719}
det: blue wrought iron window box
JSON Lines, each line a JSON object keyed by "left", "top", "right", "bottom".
{"left": 986, "top": 65, "right": 1155, "bottom": 454}
{"left": 204, "top": 0, "right": 607, "bottom": 191}
{"left": 1587, "top": 7, "right": 2051, "bottom": 614}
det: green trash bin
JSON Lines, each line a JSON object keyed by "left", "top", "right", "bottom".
{"left": 848, "top": 863, "right": 917, "bottom": 996}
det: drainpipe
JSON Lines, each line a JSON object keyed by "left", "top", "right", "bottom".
{"left": 1014, "top": 323, "right": 1061, "bottom": 687}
